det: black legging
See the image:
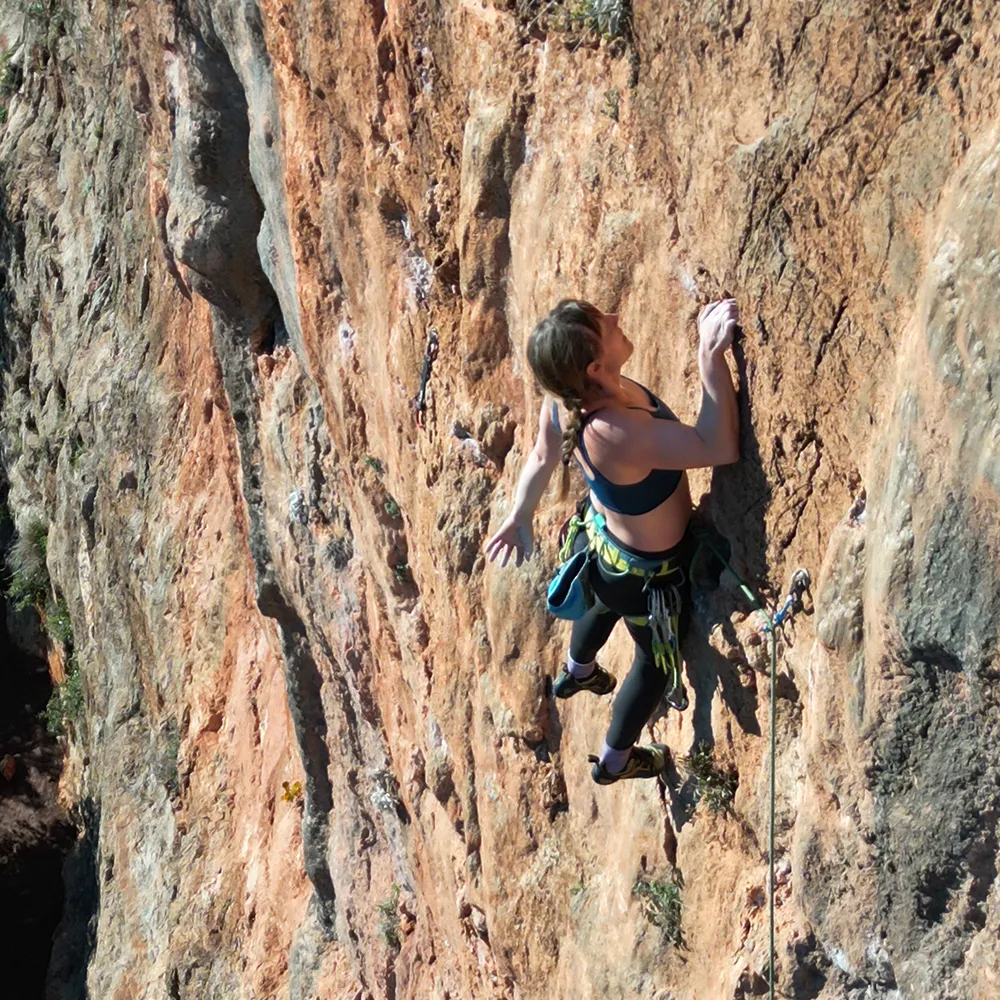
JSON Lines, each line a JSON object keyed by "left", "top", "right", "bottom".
{"left": 568, "top": 523, "right": 692, "bottom": 751}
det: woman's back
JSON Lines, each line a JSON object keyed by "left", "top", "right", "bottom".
{"left": 554, "top": 376, "right": 693, "bottom": 551}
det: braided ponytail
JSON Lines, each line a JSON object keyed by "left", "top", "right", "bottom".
{"left": 558, "top": 395, "right": 585, "bottom": 500}
{"left": 525, "top": 300, "right": 604, "bottom": 502}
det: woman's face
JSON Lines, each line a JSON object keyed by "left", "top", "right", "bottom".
{"left": 596, "top": 310, "right": 633, "bottom": 370}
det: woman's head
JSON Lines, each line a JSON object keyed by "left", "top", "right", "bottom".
{"left": 526, "top": 299, "right": 603, "bottom": 407}
{"left": 527, "top": 299, "right": 633, "bottom": 403}
{"left": 526, "top": 299, "right": 632, "bottom": 495}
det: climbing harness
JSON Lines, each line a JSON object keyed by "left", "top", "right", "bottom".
{"left": 549, "top": 500, "right": 686, "bottom": 691}
{"left": 414, "top": 328, "right": 439, "bottom": 429}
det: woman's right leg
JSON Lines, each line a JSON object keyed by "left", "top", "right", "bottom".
{"left": 552, "top": 602, "right": 621, "bottom": 698}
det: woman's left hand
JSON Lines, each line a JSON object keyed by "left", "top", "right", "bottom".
{"left": 485, "top": 514, "right": 534, "bottom": 567}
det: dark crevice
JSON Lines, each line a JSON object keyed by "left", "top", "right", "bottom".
{"left": 165, "top": 2, "right": 339, "bottom": 935}
{"left": 253, "top": 308, "right": 289, "bottom": 356}
{"left": 0, "top": 184, "right": 79, "bottom": 1000}
{"left": 0, "top": 627, "right": 79, "bottom": 1000}
{"left": 44, "top": 798, "right": 101, "bottom": 1000}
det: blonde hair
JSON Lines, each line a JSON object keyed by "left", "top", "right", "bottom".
{"left": 526, "top": 299, "right": 603, "bottom": 499}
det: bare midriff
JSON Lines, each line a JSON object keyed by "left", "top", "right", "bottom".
{"left": 577, "top": 385, "right": 693, "bottom": 552}
{"left": 586, "top": 474, "right": 692, "bottom": 552}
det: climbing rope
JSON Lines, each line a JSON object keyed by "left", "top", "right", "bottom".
{"left": 690, "top": 536, "right": 809, "bottom": 1000}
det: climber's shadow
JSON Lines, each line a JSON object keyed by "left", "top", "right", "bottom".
{"left": 654, "top": 623, "right": 761, "bottom": 832}
{"left": 685, "top": 625, "right": 761, "bottom": 746}
{"left": 656, "top": 321, "right": 773, "bottom": 829}
{"left": 709, "top": 328, "right": 773, "bottom": 588}
{"left": 684, "top": 322, "right": 770, "bottom": 745}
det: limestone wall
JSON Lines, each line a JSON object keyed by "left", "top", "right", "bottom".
{"left": 0, "top": 2, "right": 997, "bottom": 998}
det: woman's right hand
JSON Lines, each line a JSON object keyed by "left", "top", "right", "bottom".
{"left": 698, "top": 298, "right": 739, "bottom": 355}
{"left": 485, "top": 514, "right": 534, "bottom": 568}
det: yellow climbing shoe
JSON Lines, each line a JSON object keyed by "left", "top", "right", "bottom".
{"left": 588, "top": 744, "right": 669, "bottom": 785}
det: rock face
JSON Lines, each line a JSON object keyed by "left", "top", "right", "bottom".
{"left": 0, "top": 1, "right": 998, "bottom": 998}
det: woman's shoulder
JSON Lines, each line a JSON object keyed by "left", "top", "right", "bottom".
{"left": 581, "top": 404, "right": 651, "bottom": 448}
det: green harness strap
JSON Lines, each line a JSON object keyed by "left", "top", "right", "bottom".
{"left": 582, "top": 507, "right": 686, "bottom": 689}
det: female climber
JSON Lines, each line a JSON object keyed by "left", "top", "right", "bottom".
{"left": 484, "top": 298, "right": 740, "bottom": 784}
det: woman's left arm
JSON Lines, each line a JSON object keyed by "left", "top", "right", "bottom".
{"left": 511, "top": 396, "right": 562, "bottom": 522}
{"left": 485, "top": 397, "right": 562, "bottom": 566}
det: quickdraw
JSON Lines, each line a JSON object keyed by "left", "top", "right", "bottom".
{"left": 759, "top": 568, "right": 811, "bottom": 633}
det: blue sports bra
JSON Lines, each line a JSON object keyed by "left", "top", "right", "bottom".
{"left": 551, "top": 377, "right": 683, "bottom": 516}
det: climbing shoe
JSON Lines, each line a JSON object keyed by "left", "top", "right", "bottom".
{"left": 588, "top": 744, "right": 669, "bottom": 785}
{"left": 552, "top": 663, "right": 617, "bottom": 699}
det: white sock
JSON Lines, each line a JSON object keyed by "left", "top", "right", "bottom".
{"left": 599, "top": 742, "right": 632, "bottom": 774}
{"left": 567, "top": 653, "right": 596, "bottom": 679}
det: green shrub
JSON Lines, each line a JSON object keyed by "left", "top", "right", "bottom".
{"left": 21, "top": 0, "right": 72, "bottom": 32}
{"left": 45, "top": 596, "right": 73, "bottom": 647}
{"left": 393, "top": 560, "right": 410, "bottom": 584}
{"left": 570, "top": 0, "right": 632, "bottom": 39}
{"left": 8, "top": 516, "right": 49, "bottom": 611}
{"left": 0, "top": 51, "right": 22, "bottom": 98}
{"left": 633, "top": 870, "right": 682, "bottom": 944}
{"left": 681, "top": 743, "right": 737, "bottom": 814}
{"left": 22, "top": 1, "right": 49, "bottom": 22}
{"left": 363, "top": 455, "right": 385, "bottom": 476}
{"left": 41, "top": 658, "right": 83, "bottom": 736}
{"left": 377, "top": 884, "right": 401, "bottom": 948}
{"left": 383, "top": 495, "right": 400, "bottom": 519}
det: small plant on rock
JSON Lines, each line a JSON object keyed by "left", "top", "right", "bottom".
{"left": 383, "top": 495, "right": 401, "bottom": 519}
{"left": 602, "top": 87, "right": 620, "bottom": 120}
{"left": 363, "top": 455, "right": 385, "bottom": 476}
{"left": 377, "top": 883, "right": 401, "bottom": 949}
{"left": 370, "top": 769, "right": 402, "bottom": 814}
{"left": 569, "top": 0, "right": 632, "bottom": 39}
{"left": 45, "top": 595, "right": 73, "bottom": 647}
{"left": 282, "top": 779, "right": 303, "bottom": 803}
{"left": 633, "top": 869, "right": 682, "bottom": 945}
{"left": 516, "top": 0, "right": 632, "bottom": 42}
{"left": 682, "top": 743, "right": 737, "bottom": 814}
{"left": 8, "top": 516, "right": 49, "bottom": 611}
{"left": 41, "top": 656, "right": 84, "bottom": 736}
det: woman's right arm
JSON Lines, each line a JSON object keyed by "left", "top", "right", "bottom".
{"left": 692, "top": 299, "right": 740, "bottom": 464}
{"left": 628, "top": 299, "right": 740, "bottom": 470}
